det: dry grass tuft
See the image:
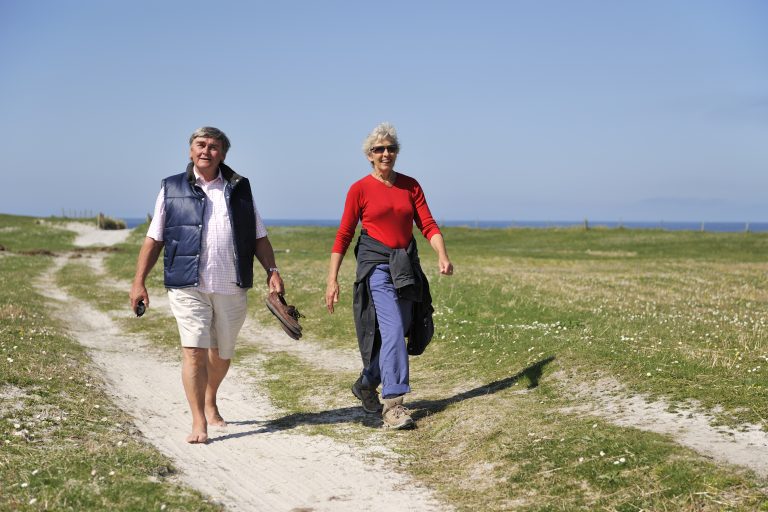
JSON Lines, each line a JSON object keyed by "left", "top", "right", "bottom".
{"left": 0, "top": 303, "right": 26, "bottom": 320}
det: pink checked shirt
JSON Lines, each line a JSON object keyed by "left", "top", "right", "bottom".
{"left": 146, "top": 167, "right": 268, "bottom": 295}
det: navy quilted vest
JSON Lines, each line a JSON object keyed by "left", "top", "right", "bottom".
{"left": 162, "top": 163, "right": 256, "bottom": 289}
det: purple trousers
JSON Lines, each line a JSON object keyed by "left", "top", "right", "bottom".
{"left": 361, "top": 264, "right": 413, "bottom": 398}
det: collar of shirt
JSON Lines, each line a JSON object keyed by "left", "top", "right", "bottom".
{"left": 193, "top": 166, "right": 223, "bottom": 186}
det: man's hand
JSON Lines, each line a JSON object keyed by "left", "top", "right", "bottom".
{"left": 255, "top": 237, "right": 284, "bottom": 294}
{"left": 268, "top": 271, "right": 284, "bottom": 295}
{"left": 130, "top": 237, "right": 163, "bottom": 315}
{"left": 130, "top": 282, "right": 149, "bottom": 315}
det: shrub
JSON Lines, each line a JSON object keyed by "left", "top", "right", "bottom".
{"left": 97, "top": 213, "right": 126, "bottom": 230}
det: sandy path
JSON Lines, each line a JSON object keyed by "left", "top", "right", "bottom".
{"left": 64, "top": 222, "right": 131, "bottom": 246}
{"left": 37, "top": 225, "right": 448, "bottom": 511}
{"left": 558, "top": 373, "right": 768, "bottom": 477}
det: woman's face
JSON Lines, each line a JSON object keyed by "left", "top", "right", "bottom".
{"left": 367, "top": 138, "right": 398, "bottom": 174}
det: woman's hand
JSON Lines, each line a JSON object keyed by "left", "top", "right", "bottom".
{"left": 430, "top": 234, "right": 453, "bottom": 275}
{"left": 325, "top": 280, "right": 339, "bottom": 314}
{"left": 326, "top": 253, "right": 344, "bottom": 314}
{"left": 439, "top": 257, "right": 454, "bottom": 275}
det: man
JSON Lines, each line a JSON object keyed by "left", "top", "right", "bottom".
{"left": 129, "top": 126, "right": 283, "bottom": 444}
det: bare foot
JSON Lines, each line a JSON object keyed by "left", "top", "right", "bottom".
{"left": 186, "top": 430, "right": 208, "bottom": 444}
{"left": 206, "top": 405, "right": 227, "bottom": 427}
{"left": 186, "top": 418, "right": 208, "bottom": 443}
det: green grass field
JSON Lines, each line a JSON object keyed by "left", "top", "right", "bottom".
{"left": 0, "top": 215, "right": 221, "bottom": 512}
{"left": 2, "top": 213, "right": 767, "bottom": 511}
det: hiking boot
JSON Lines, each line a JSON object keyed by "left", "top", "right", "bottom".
{"left": 351, "top": 377, "right": 382, "bottom": 414}
{"left": 382, "top": 396, "right": 414, "bottom": 430}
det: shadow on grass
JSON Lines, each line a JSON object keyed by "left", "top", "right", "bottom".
{"left": 409, "top": 355, "right": 555, "bottom": 421}
{"left": 210, "top": 356, "right": 555, "bottom": 443}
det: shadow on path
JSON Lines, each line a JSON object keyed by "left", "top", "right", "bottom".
{"left": 209, "top": 356, "right": 555, "bottom": 443}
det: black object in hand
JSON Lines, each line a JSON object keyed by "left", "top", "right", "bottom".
{"left": 135, "top": 300, "right": 145, "bottom": 317}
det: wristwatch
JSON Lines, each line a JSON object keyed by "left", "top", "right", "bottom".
{"left": 267, "top": 267, "right": 280, "bottom": 275}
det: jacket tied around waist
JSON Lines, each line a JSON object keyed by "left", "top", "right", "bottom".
{"left": 352, "top": 230, "right": 435, "bottom": 367}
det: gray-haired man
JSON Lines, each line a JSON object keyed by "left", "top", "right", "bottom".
{"left": 130, "top": 126, "right": 283, "bottom": 443}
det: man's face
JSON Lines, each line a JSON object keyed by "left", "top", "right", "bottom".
{"left": 189, "top": 137, "right": 226, "bottom": 174}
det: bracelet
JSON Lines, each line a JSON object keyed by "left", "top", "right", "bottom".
{"left": 267, "top": 267, "right": 279, "bottom": 274}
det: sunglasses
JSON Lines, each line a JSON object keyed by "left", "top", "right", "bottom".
{"left": 370, "top": 145, "right": 399, "bottom": 154}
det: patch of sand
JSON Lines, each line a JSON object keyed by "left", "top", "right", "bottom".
{"left": 557, "top": 372, "right": 768, "bottom": 477}
{"left": 64, "top": 222, "right": 131, "bottom": 247}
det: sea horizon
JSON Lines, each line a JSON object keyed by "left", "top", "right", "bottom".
{"left": 121, "top": 217, "right": 768, "bottom": 233}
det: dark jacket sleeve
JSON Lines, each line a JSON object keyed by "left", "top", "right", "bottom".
{"left": 406, "top": 264, "right": 434, "bottom": 356}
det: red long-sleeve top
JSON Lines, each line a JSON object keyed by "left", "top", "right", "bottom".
{"left": 332, "top": 173, "right": 442, "bottom": 255}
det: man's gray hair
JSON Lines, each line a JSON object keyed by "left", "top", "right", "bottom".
{"left": 362, "top": 122, "right": 399, "bottom": 155}
{"left": 189, "top": 126, "right": 231, "bottom": 155}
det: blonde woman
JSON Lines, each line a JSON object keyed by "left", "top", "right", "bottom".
{"left": 325, "top": 122, "right": 453, "bottom": 429}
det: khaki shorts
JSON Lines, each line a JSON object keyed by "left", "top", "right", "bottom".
{"left": 167, "top": 288, "right": 247, "bottom": 360}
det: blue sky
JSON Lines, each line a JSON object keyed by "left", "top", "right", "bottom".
{"left": 1, "top": 1, "right": 766, "bottom": 222}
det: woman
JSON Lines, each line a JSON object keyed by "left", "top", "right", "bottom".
{"left": 325, "top": 122, "right": 453, "bottom": 429}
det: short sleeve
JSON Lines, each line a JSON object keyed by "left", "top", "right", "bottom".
{"left": 146, "top": 186, "right": 165, "bottom": 241}
{"left": 254, "top": 200, "right": 268, "bottom": 239}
